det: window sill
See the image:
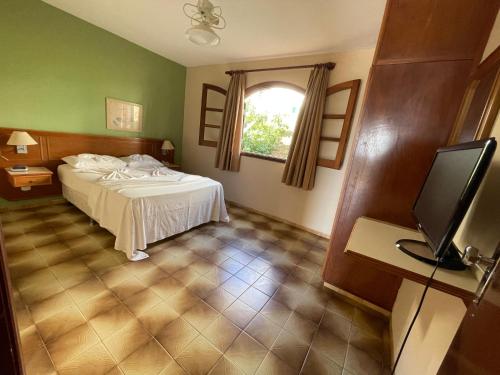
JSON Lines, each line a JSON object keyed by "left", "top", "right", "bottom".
{"left": 241, "top": 152, "right": 286, "bottom": 164}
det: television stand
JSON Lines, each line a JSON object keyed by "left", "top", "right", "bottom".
{"left": 395, "top": 239, "right": 466, "bottom": 270}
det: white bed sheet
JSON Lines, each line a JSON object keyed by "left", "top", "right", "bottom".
{"left": 57, "top": 164, "right": 229, "bottom": 260}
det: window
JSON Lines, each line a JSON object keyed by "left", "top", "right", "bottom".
{"left": 242, "top": 84, "right": 304, "bottom": 161}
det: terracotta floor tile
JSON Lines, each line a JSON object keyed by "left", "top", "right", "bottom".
{"left": 123, "top": 288, "right": 162, "bottom": 317}
{"left": 301, "top": 350, "right": 343, "bottom": 375}
{"left": 46, "top": 323, "right": 100, "bottom": 368}
{"left": 155, "top": 317, "right": 200, "bottom": 358}
{"left": 2, "top": 204, "right": 388, "bottom": 375}
{"left": 29, "top": 291, "right": 74, "bottom": 323}
{"left": 58, "top": 342, "right": 116, "bottom": 375}
{"left": 119, "top": 339, "right": 172, "bottom": 375}
{"left": 90, "top": 304, "right": 136, "bottom": 340}
{"left": 137, "top": 301, "right": 180, "bottom": 335}
{"left": 255, "top": 351, "right": 295, "bottom": 375}
{"left": 36, "top": 304, "right": 86, "bottom": 343}
{"left": 78, "top": 290, "right": 121, "bottom": 320}
{"left": 225, "top": 332, "right": 268, "bottom": 375}
{"left": 176, "top": 335, "right": 222, "bottom": 375}
{"left": 239, "top": 287, "right": 270, "bottom": 311}
{"left": 103, "top": 321, "right": 152, "bottom": 363}
{"left": 182, "top": 300, "right": 220, "bottom": 332}
{"left": 204, "top": 287, "right": 237, "bottom": 312}
{"left": 252, "top": 275, "right": 279, "bottom": 296}
{"left": 208, "top": 356, "right": 245, "bottom": 375}
{"left": 311, "top": 328, "right": 349, "bottom": 367}
{"left": 244, "top": 314, "right": 282, "bottom": 349}
{"left": 23, "top": 346, "right": 57, "bottom": 375}
{"left": 203, "top": 315, "right": 241, "bottom": 352}
{"left": 271, "top": 330, "right": 310, "bottom": 371}
{"left": 320, "top": 310, "right": 352, "bottom": 342}
{"left": 283, "top": 311, "right": 318, "bottom": 345}
{"left": 223, "top": 300, "right": 257, "bottom": 329}
{"left": 221, "top": 276, "right": 250, "bottom": 298}
{"left": 260, "top": 299, "right": 292, "bottom": 328}
{"left": 344, "top": 344, "right": 384, "bottom": 375}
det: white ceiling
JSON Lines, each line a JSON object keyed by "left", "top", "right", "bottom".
{"left": 42, "top": 0, "right": 386, "bottom": 67}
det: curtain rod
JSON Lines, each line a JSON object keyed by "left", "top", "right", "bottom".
{"left": 225, "top": 62, "right": 335, "bottom": 75}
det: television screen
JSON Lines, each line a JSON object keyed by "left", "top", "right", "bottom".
{"left": 413, "top": 138, "right": 496, "bottom": 258}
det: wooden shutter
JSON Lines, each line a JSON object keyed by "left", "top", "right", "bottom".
{"left": 317, "top": 79, "right": 361, "bottom": 169}
{"left": 199, "top": 83, "right": 227, "bottom": 147}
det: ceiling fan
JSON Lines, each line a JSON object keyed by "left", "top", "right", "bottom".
{"left": 183, "top": 0, "right": 226, "bottom": 46}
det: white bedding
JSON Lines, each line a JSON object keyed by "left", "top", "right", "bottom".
{"left": 58, "top": 164, "right": 229, "bottom": 260}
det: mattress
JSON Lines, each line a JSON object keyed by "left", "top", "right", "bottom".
{"left": 57, "top": 164, "right": 229, "bottom": 260}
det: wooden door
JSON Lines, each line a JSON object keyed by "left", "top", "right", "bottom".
{"left": 0, "top": 220, "right": 24, "bottom": 374}
{"left": 438, "top": 256, "right": 500, "bottom": 374}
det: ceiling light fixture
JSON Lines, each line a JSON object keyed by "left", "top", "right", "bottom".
{"left": 183, "top": 0, "right": 226, "bottom": 46}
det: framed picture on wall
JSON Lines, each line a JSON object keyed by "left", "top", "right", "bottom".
{"left": 106, "top": 97, "right": 143, "bottom": 132}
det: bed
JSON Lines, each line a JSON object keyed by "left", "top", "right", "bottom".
{"left": 57, "top": 162, "right": 229, "bottom": 260}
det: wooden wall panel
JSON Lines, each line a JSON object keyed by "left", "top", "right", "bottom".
{"left": 322, "top": 0, "right": 499, "bottom": 310}
{"left": 0, "top": 128, "right": 172, "bottom": 201}
{"left": 376, "top": 0, "right": 498, "bottom": 64}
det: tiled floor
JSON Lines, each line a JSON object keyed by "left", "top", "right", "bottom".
{"left": 2, "top": 202, "right": 390, "bottom": 375}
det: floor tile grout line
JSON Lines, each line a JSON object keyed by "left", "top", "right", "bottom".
{"left": 5, "top": 204, "right": 359, "bottom": 375}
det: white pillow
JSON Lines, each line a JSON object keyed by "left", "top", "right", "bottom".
{"left": 62, "top": 154, "right": 127, "bottom": 170}
{"left": 120, "top": 154, "right": 163, "bottom": 168}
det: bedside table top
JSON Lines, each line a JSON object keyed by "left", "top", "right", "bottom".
{"left": 162, "top": 161, "right": 181, "bottom": 169}
{"left": 5, "top": 167, "right": 53, "bottom": 176}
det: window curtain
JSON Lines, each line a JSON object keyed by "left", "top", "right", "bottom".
{"left": 282, "top": 65, "right": 331, "bottom": 190}
{"left": 215, "top": 71, "right": 246, "bottom": 172}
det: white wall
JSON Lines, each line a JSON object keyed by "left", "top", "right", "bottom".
{"left": 182, "top": 49, "right": 374, "bottom": 236}
{"left": 391, "top": 280, "right": 466, "bottom": 375}
{"left": 482, "top": 10, "right": 500, "bottom": 62}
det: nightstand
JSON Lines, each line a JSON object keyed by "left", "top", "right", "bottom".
{"left": 162, "top": 161, "right": 181, "bottom": 171}
{"left": 6, "top": 167, "right": 53, "bottom": 191}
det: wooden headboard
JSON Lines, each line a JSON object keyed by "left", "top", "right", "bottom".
{"left": 0, "top": 127, "right": 174, "bottom": 201}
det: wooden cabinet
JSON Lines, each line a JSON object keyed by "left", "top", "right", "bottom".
{"left": 6, "top": 167, "right": 53, "bottom": 189}
{"left": 322, "top": 0, "right": 499, "bottom": 310}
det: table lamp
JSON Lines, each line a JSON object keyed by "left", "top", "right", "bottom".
{"left": 7, "top": 131, "right": 38, "bottom": 172}
{"left": 161, "top": 140, "right": 174, "bottom": 163}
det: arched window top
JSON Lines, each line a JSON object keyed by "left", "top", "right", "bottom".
{"left": 242, "top": 82, "right": 305, "bottom": 161}
{"left": 245, "top": 81, "right": 305, "bottom": 97}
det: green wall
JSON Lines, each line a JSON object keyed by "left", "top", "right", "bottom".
{"left": 0, "top": 0, "right": 186, "bottom": 155}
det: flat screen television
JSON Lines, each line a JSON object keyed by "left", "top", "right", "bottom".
{"left": 396, "top": 138, "right": 497, "bottom": 270}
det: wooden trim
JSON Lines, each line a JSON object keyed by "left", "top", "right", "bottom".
{"left": 318, "top": 79, "right": 361, "bottom": 170}
{"left": 245, "top": 81, "right": 305, "bottom": 97}
{"left": 0, "top": 222, "right": 25, "bottom": 374}
{"left": 199, "top": 83, "right": 226, "bottom": 148}
{"left": 225, "top": 62, "right": 335, "bottom": 76}
{"left": 240, "top": 152, "right": 286, "bottom": 164}
{"left": 448, "top": 80, "right": 480, "bottom": 145}
{"left": 475, "top": 70, "right": 500, "bottom": 140}
{"left": 345, "top": 250, "right": 473, "bottom": 303}
{"left": 323, "top": 282, "right": 391, "bottom": 318}
{"left": 323, "top": 114, "right": 345, "bottom": 120}
{"left": 206, "top": 107, "right": 223, "bottom": 112}
{"left": 320, "top": 136, "right": 341, "bottom": 142}
{"left": 375, "top": 56, "right": 474, "bottom": 66}
{"left": 448, "top": 46, "right": 500, "bottom": 145}
{"left": 473, "top": 46, "right": 500, "bottom": 80}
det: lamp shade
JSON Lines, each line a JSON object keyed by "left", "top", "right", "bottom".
{"left": 7, "top": 131, "right": 38, "bottom": 146}
{"left": 161, "top": 140, "right": 174, "bottom": 150}
{"left": 185, "top": 23, "right": 220, "bottom": 46}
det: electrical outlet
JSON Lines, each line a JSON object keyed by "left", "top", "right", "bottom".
{"left": 16, "top": 145, "right": 28, "bottom": 154}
